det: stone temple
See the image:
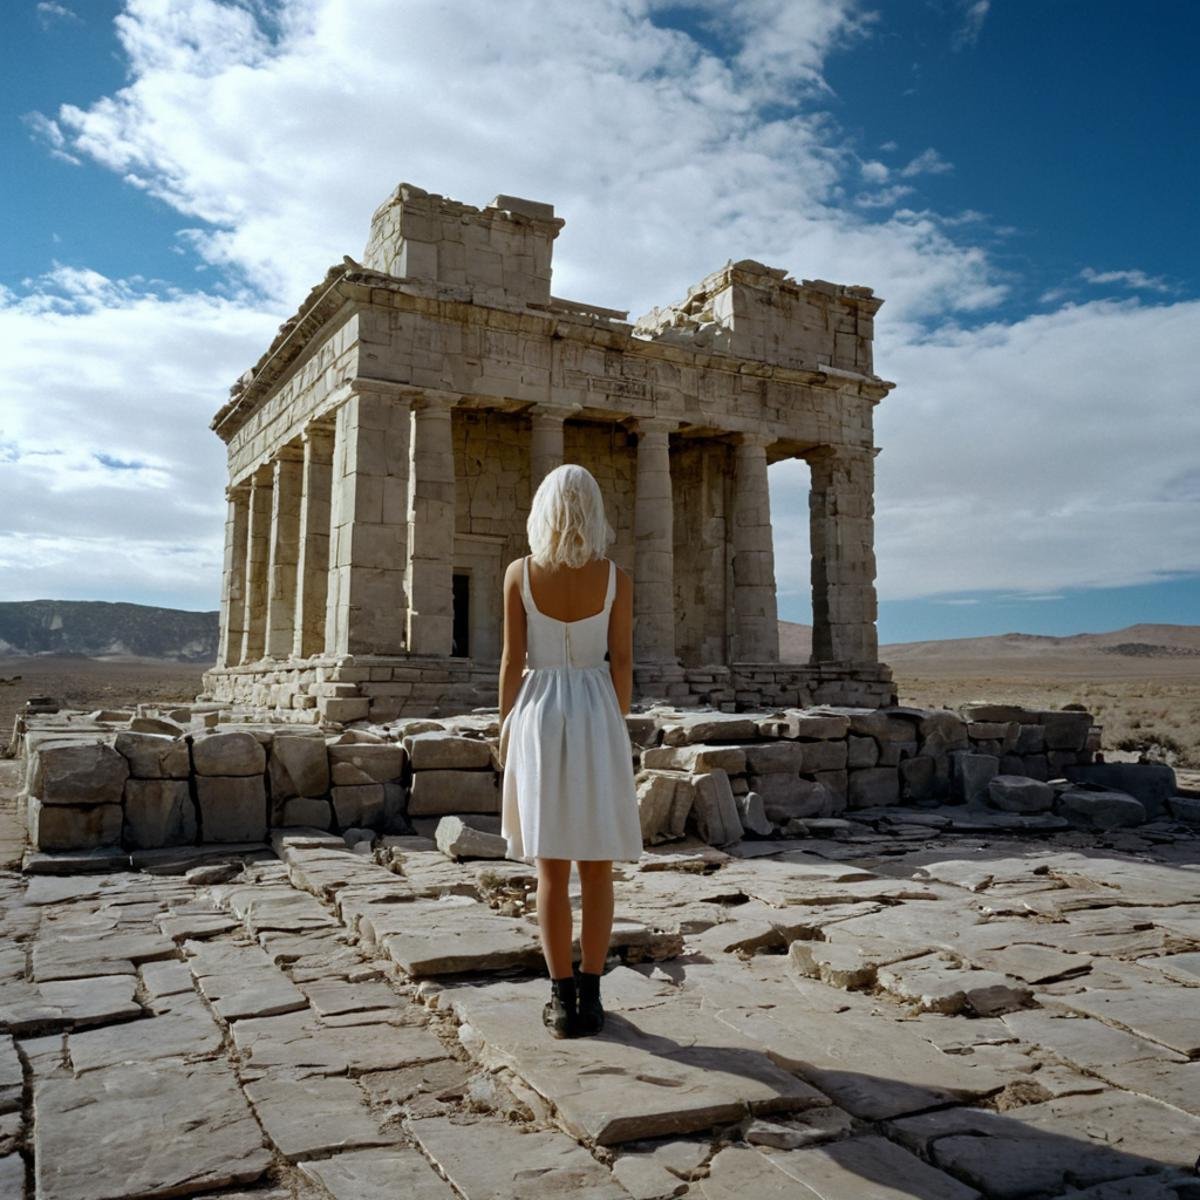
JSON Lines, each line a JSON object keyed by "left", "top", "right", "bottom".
{"left": 200, "top": 184, "right": 897, "bottom": 723}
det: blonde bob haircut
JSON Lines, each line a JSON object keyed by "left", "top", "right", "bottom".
{"left": 527, "top": 464, "right": 615, "bottom": 569}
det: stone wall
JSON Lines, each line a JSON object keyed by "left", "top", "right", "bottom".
{"left": 25, "top": 700, "right": 1186, "bottom": 859}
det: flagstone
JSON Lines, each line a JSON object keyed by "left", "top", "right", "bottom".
{"left": 297, "top": 1147, "right": 458, "bottom": 1200}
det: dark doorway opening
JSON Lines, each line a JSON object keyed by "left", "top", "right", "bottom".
{"left": 452, "top": 573, "right": 470, "bottom": 657}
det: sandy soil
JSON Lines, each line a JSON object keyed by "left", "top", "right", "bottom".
{"left": 0, "top": 656, "right": 205, "bottom": 753}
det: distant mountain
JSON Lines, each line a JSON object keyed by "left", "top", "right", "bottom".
{"left": 778, "top": 620, "right": 1200, "bottom": 664}
{"left": 0, "top": 601, "right": 218, "bottom": 662}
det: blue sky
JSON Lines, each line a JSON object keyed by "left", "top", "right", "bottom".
{"left": 2, "top": 0, "right": 1197, "bottom": 645}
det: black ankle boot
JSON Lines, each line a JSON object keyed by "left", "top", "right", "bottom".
{"left": 574, "top": 964, "right": 605, "bottom": 1035}
{"left": 542, "top": 974, "right": 579, "bottom": 1039}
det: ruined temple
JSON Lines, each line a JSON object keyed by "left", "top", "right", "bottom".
{"left": 200, "top": 183, "right": 897, "bottom": 721}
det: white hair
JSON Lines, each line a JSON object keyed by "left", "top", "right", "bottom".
{"left": 527, "top": 463, "right": 615, "bottom": 569}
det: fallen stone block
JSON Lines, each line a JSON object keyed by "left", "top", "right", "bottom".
{"left": 642, "top": 744, "right": 746, "bottom": 774}
{"left": 1063, "top": 762, "right": 1175, "bottom": 819}
{"left": 1057, "top": 787, "right": 1146, "bottom": 830}
{"left": 735, "top": 791, "right": 773, "bottom": 837}
{"left": 662, "top": 712, "right": 761, "bottom": 744}
{"left": 876, "top": 954, "right": 1032, "bottom": 1016}
{"left": 329, "top": 743, "right": 406, "bottom": 785}
{"left": 688, "top": 770, "right": 743, "bottom": 847}
{"left": 1037, "top": 708, "right": 1093, "bottom": 751}
{"left": 987, "top": 774, "right": 1055, "bottom": 813}
{"left": 951, "top": 752, "right": 998, "bottom": 804}
{"left": 279, "top": 796, "right": 332, "bottom": 830}
{"left": 636, "top": 770, "right": 682, "bottom": 843}
{"left": 436, "top": 816, "right": 507, "bottom": 860}
{"left": 847, "top": 766, "right": 898, "bottom": 808}
{"left": 331, "top": 784, "right": 385, "bottom": 830}
{"left": 1168, "top": 795, "right": 1200, "bottom": 827}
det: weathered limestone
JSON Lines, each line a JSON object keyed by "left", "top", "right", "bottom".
{"left": 293, "top": 421, "right": 334, "bottom": 657}
{"left": 217, "top": 481, "right": 250, "bottom": 667}
{"left": 730, "top": 432, "right": 779, "bottom": 663}
{"left": 406, "top": 393, "right": 456, "bottom": 656}
{"left": 633, "top": 415, "right": 678, "bottom": 664}
{"left": 264, "top": 443, "right": 303, "bottom": 658}
{"left": 528, "top": 402, "right": 577, "bottom": 487}
{"left": 240, "top": 465, "right": 273, "bottom": 663}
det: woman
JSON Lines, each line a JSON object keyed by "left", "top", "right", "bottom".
{"left": 497, "top": 463, "right": 643, "bottom": 1039}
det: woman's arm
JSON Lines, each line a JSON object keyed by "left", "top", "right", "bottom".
{"left": 607, "top": 565, "right": 633, "bottom": 715}
{"left": 498, "top": 559, "right": 528, "bottom": 721}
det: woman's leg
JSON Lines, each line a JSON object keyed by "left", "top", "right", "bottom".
{"left": 536, "top": 857, "right": 574, "bottom": 978}
{"left": 576, "top": 859, "right": 614, "bottom": 974}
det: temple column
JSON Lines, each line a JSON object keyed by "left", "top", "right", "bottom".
{"left": 264, "top": 442, "right": 303, "bottom": 660}
{"left": 239, "top": 465, "right": 273, "bottom": 663}
{"left": 325, "top": 382, "right": 412, "bottom": 656}
{"left": 632, "top": 416, "right": 677, "bottom": 663}
{"left": 730, "top": 432, "right": 780, "bottom": 662}
{"left": 807, "top": 443, "right": 880, "bottom": 663}
{"left": 217, "top": 482, "right": 250, "bottom": 667}
{"left": 405, "top": 394, "right": 457, "bottom": 656}
{"left": 293, "top": 422, "right": 333, "bottom": 658}
{"left": 528, "top": 401, "right": 581, "bottom": 489}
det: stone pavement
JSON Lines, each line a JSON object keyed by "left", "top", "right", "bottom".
{"left": 2, "top": 759, "right": 1200, "bottom": 1198}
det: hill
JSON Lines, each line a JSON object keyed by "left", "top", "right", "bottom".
{"left": 0, "top": 600, "right": 218, "bottom": 663}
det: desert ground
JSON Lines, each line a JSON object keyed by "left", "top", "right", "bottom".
{"left": 3, "top": 645, "right": 1198, "bottom": 769}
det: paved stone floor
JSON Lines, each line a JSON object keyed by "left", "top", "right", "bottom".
{"left": 2, "top": 758, "right": 1199, "bottom": 1199}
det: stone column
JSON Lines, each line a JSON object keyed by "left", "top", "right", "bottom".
{"left": 730, "top": 432, "right": 780, "bottom": 662}
{"left": 325, "top": 383, "right": 412, "bottom": 656}
{"left": 528, "top": 401, "right": 581, "bottom": 489}
{"left": 807, "top": 443, "right": 879, "bottom": 663}
{"left": 264, "top": 442, "right": 303, "bottom": 660}
{"left": 239, "top": 465, "right": 274, "bottom": 664}
{"left": 406, "top": 394, "right": 457, "bottom": 656}
{"left": 217, "top": 483, "right": 250, "bottom": 668}
{"left": 293, "top": 422, "right": 334, "bottom": 658}
{"left": 632, "top": 416, "right": 677, "bottom": 663}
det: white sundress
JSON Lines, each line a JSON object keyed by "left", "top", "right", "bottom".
{"left": 500, "top": 555, "right": 643, "bottom": 864}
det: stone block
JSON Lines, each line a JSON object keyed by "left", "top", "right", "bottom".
{"left": 635, "top": 770, "right": 679, "bottom": 843}
{"left": 196, "top": 776, "right": 267, "bottom": 842}
{"left": 735, "top": 790, "right": 773, "bottom": 837}
{"left": 950, "top": 752, "right": 998, "bottom": 804}
{"left": 1057, "top": 787, "right": 1146, "bottom": 830}
{"left": 279, "top": 797, "right": 332, "bottom": 830}
{"left": 408, "top": 770, "right": 499, "bottom": 815}
{"left": 320, "top": 697, "right": 371, "bottom": 722}
{"left": 1038, "top": 710, "right": 1093, "bottom": 751}
{"left": 31, "top": 739, "right": 129, "bottom": 805}
{"left": 436, "top": 816, "right": 508, "bottom": 860}
{"left": 688, "top": 769, "right": 743, "bottom": 846}
{"left": 114, "top": 732, "right": 190, "bottom": 779}
{"left": 847, "top": 735, "right": 878, "bottom": 768}
{"left": 641, "top": 743, "right": 746, "bottom": 774}
{"left": 847, "top": 767, "right": 898, "bottom": 808}
{"left": 877, "top": 739, "right": 918, "bottom": 767}
{"left": 743, "top": 742, "right": 805, "bottom": 774}
{"left": 758, "top": 777, "right": 837, "bottom": 823}
{"left": 328, "top": 743, "right": 406, "bottom": 784}
{"left": 269, "top": 735, "right": 331, "bottom": 798}
{"left": 192, "top": 731, "right": 266, "bottom": 777}
{"left": 898, "top": 755, "right": 936, "bottom": 801}
{"left": 1062, "top": 762, "right": 1175, "bottom": 820}
{"left": 810, "top": 770, "right": 847, "bottom": 804}
{"left": 917, "top": 709, "right": 968, "bottom": 740}
{"left": 28, "top": 796, "right": 122, "bottom": 851}
{"left": 800, "top": 740, "right": 847, "bottom": 772}
{"left": 123, "top": 779, "right": 197, "bottom": 848}
{"left": 1168, "top": 796, "right": 1200, "bottom": 827}
{"left": 1015, "top": 723, "right": 1046, "bottom": 753}
{"left": 402, "top": 731, "right": 491, "bottom": 770}
{"left": 331, "top": 784, "right": 386, "bottom": 830}
{"left": 986, "top": 774, "right": 1055, "bottom": 814}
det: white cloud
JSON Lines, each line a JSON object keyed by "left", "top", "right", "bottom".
{"left": 20, "top": 111, "right": 82, "bottom": 166}
{"left": 6, "top": 0, "right": 1197, "bottom": 630}
{"left": 1080, "top": 266, "right": 1174, "bottom": 294}
{"left": 952, "top": 0, "right": 989, "bottom": 50}
{"left": 36, "top": 2, "right": 81, "bottom": 27}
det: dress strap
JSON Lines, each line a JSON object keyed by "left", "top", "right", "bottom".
{"left": 520, "top": 555, "right": 533, "bottom": 612}
{"left": 604, "top": 557, "right": 616, "bottom": 607}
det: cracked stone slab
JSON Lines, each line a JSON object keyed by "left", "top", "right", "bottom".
{"left": 294, "top": 975, "right": 399, "bottom": 1017}
{"left": 0, "top": 1036, "right": 20, "bottom": 1113}
{"left": 700, "top": 1139, "right": 980, "bottom": 1200}
{"left": 875, "top": 953, "right": 1032, "bottom": 1016}
{"left": 30, "top": 928, "right": 177, "bottom": 982}
{"left": 441, "top": 970, "right": 827, "bottom": 1145}
{"left": 33, "top": 1055, "right": 271, "bottom": 1200}
{"left": 213, "top": 882, "right": 341, "bottom": 934}
{"left": 243, "top": 1073, "right": 400, "bottom": 1159}
{"left": 1001, "top": 1009, "right": 1189, "bottom": 1073}
{"left": 409, "top": 1112, "right": 631, "bottom": 1197}
{"left": 182, "top": 938, "right": 309, "bottom": 1021}
{"left": 298, "top": 1147, "right": 458, "bottom": 1200}
{"left": 230, "top": 1007, "right": 448, "bottom": 1077}
{"left": 0, "top": 973, "right": 140, "bottom": 1034}
{"left": 0, "top": 1153, "right": 23, "bottom": 1200}
{"left": 707, "top": 968, "right": 1008, "bottom": 1120}
{"left": 65, "top": 989, "right": 222, "bottom": 1073}
{"left": 1043, "top": 985, "right": 1200, "bottom": 1056}
{"left": 890, "top": 1089, "right": 1200, "bottom": 1197}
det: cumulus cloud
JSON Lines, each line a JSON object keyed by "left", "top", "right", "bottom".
{"left": 1080, "top": 266, "right": 1174, "bottom": 294}
{"left": 6, "top": 0, "right": 1197, "bottom": 624}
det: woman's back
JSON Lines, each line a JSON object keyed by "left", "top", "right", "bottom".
{"left": 520, "top": 555, "right": 615, "bottom": 671}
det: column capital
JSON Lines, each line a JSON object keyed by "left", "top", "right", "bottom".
{"left": 225, "top": 481, "right": 251, "bottom": 502}
{"left": 629, "top": 415, "right": 679, "bottom": 439}
{"left": 806, "top": 442, "right": 872, "bottom": 465}
{"left": 731, "top": 431, "right": 775, "bottom": 451}
{"left": 301, "top": 419, "right": 335, "bottom": 447}
{"left": 250, "top": 462, "right": 275, "bottom": 486}
{"left": 528, "top": 401, "right": 582, "bottom": 424}
{"left": 412, "top": 391, "right": 458, "bottom": 413}
{"left": 274, "top": 440, "right": 305, "bottom": 465}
